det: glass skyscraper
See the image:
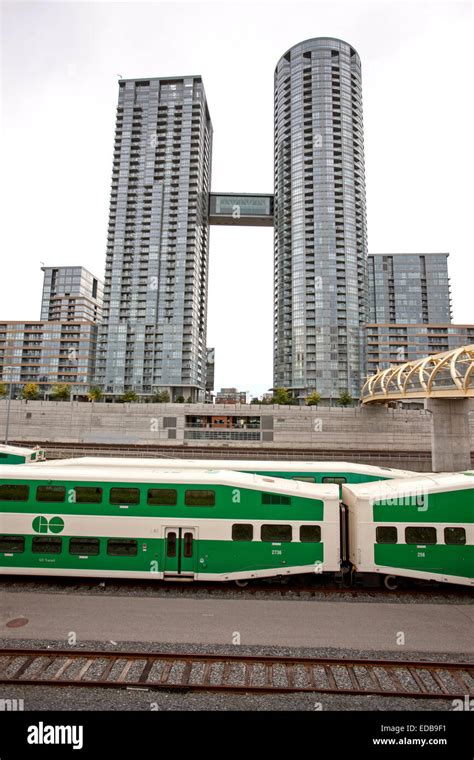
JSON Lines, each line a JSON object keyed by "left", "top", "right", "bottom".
{"left": 274, "top": 37, "right": 368, "bottom": 401}
{"left": 95, "top": 76, "right": 213, "bottom": 401}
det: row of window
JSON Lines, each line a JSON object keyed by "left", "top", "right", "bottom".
{"left": 0, "top": 525, "right": 322, "bottom": 555}
{"left": 0, "top": 485, "right": 215, "bottom": 506}
{"left": 376, "top": 527, "right": 466, "bottom": 546}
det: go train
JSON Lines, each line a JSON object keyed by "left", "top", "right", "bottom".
{"left": 0, "top": 462, "right": 472, "bottom": 588}
{"left": 0, "top": 444, "right": 45, "bottom": 465}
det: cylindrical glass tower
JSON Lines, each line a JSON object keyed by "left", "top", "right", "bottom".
{"left": 274, "top": 37, "right": 368, "bottom": 401}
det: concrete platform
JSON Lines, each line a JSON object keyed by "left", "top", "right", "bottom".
{"left": 1, "top": 593, "right": 473, "bottom": 653}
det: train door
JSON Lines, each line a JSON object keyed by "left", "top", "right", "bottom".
{"left": 163, "top": 527, "right": 197, "bottom": 578}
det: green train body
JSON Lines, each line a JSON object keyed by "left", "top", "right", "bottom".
{"left": 0, "top": 464, "right": 472, "bottom": 587}
{"left": 343, "top": 473, "right": 474, "bottom": 587}
{"left": 0, "top": 444, "right": 45, "bottom": 465}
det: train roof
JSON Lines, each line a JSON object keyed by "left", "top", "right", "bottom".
{"left": 0, "top": 444, "right": 42, "bottom": 456}
{"left": 342, "top": 471, "right": 474, "bottom": 501}
{"left": 0, "top": 464, "right": 339, "bottom": 499}
{"left": 39, "top": 457, "right": 416, "bottom": 478}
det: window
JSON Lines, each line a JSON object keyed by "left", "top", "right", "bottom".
{"left": 74, "top": 487, "right": 103, "bottom": 504}
{"left": 109, "top": 488, "right": 140, "bottom": 505}
{"left": 232, "top": 524, "right": 253, "bottom": 541}
{"left": 167, "top": 532, "right": 177, "bottom": 557}
{"left": 0, "top": 535, "right": 24, "bottom": 553}
{"left": 36, "top": 486, "right": 65, "bottom": 503}
{"left": 444, "top": 527, "right": 466, "bottom": 546}
{"left": 183, "top": 531, "right": 193, "bottom": 558}
{"left": 261, "top": 524, "right": 292, "bottom": 542}
{"left": 147, "top": 489, "right": 177, "bottom": 506}
{"left": 185, "top": 490, "right": 215, "bottom": 506}
{"left": 107, "top": 539, "right": 138, "bottom": 556}
{"left": 262, "top": 493, "right": 291, "bottom": 506}
{"left": 376, "top": 527, "right": 398, "bottom": 544}
{"left": 405, "top": 527, "right": 437, "bottom": 545}
{"left": 322, "top": 476, "right": 347, "bottom": 485}
{"left": 0, "top": 484, "right": 29, "bottom": 501}
{"left": 300, "top": 525, "right": 321, "bottom": 542}
{"left": 69, "top": 538, "right": 100, "bottom": 555}
{"left": 293, "top": 476, "right": 315, "bottom": 483}
{"left": 32, "top": 537, "right": 62, "bottom": 554}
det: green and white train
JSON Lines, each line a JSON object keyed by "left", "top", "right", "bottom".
{"left": 0, "top": 444, "right": 45, "bottom": 465}
{"left": 0, "top": 462, "right": 472, "bottom": 587}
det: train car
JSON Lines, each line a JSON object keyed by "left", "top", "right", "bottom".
{"left": 0, "top": 464, "right": 340, "bottom": 583}
{"left": 342, "top": 472, "right": 474, "bottom": 588}
{"left": 0, "top": 444, "right": 45, "bottom": 465}
{"left": 40, "top": 457, "right": 417, "bottom": 489}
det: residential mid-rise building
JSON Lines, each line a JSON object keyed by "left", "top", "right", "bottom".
{"left": 95, "top": 76, "right": 213, "bottom": 401}
{"left": 40, "top": 266, "right": 103, "bottom": 323}
{"left": 0, "top": 267, "right": 103, "bottom": 396}
{"left": 215, "top": 387, "right": 248, "bottom": 404}
{"left": 368, "top": 253, "right": 451, "bottom": 324}
{"left": 273, "top": 37, "right": 368, "bottom": 402}
{"left": 366, "top": 323, "right": 474, "bottom": 374}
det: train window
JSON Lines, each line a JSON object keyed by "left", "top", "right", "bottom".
{"left": 109, "top": 488, "right": 140, "bottom": 505}
{"left": 262, "top": 493, "right": 291, "bottom": 505}
{"left": 261, "top": 525, "right": 292, "bottom": 542}
{"left": 376, "top": 527, "right": 398, "bottom": 544}
{"left": 322, "top": 477, "right": 347, "bottom": 485}
{"left": 0, "top": 484, "right": 29, "bottom": 501}
{"left": 167, "top": 532, "right": 177, "bottom": 557}
{"left": 444, "top": 527, "right": 466, "bottom": 546}
{"left": 185, "top": 490, "right": 215, "bottom": 506}
{"left": 74, "top": 487, "right": 103, "bottom": 504}
{"left": 0, "top": 535, "right": 25, "bottom": 553}
{"left": 147, "top": 489, "right": 177, "bottom": 506}
{"left": 107, "top": 539, "right": 138, "bottom": 556}
{"left": 69, "top": 538, "right": 100, "bottom": 555}
{"left": 183, "top": 532, "right": 193, "bottom": 558}
{"left": 293, "top": 477, "right": 315, "bottom": 483}
{"left": 299, "top": 525, "right": 321, "bottom": 543}
{"left": 36, "top": 485, "right": 66, "bottom": 503}
{"left": 232, "top": 524, "right": 253, "bottom": 541}
{"left": 405, "top": 527, "right": 437, "bottom": 545}
{"left": 32, "top": 537, "right": 62, "bottom": 554}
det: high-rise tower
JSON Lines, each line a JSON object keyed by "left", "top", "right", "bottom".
{"left": 96, "top": 76, "right": 213, "bottom": 401}
{"left": 274, "top": 38, "right": 368, "bottom": 401}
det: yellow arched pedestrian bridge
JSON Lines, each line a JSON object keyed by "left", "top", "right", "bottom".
{"left": 361, "top": 344, "right": 474, "bottom": 404}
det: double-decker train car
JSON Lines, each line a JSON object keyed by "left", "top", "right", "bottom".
{"left": 342, "top": 472, "right": 474, "bottom": 588}
{"left": 0, "top": 464, "right": 340, "bottom": 582}
{"left": 0, "top": 444, "right": 45, "bottom": 465}
{"left": 39, "top": 457, "right": 416, "bottom": 491}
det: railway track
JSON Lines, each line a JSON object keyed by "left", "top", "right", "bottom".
{"left": 0, "top": 648, "right": 472, "bottom": 699}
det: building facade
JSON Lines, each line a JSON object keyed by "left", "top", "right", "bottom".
{"left": 366, "top": 323, "right": 474, "bottom": 374}
{"left": 215, "top": 387, "right": 248, "bottom": 404}
{"left": 0, "top": 266, "right": 102, "bottom": 396}
{"left": 273, "top": 37, "right": 368, "bottom": 402}
{"left": 368, "top": 253, "right": 452, "bottom": 324}
{"left": 95, "top": 76, "right": 213, "bottom": 401}
{"left": 40, "top": 266, "right": 103, "bottom": 323}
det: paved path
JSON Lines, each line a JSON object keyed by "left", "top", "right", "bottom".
{"left": 1, "top": 592, "right": 473, "bottom": 653}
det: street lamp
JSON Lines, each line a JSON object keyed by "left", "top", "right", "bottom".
{"left": 3, "top": 366, "right": 14, "bottom": 445}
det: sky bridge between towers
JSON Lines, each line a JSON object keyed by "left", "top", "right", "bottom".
{"left": 209, "top": 193, "right": 274, "bottom": 227}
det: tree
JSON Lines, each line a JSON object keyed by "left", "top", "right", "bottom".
{"left": 0, "top": 383, "right": 6, "bottom": 398}
{"left": 176, "top": 395, "right": 185, "bottom": 403}
{"left": 151, "top": 390, "right": 170, "bottom": 403}
{"left": 250, "top": 397, "right": 260, "bottom": 405}
{"left": 22, "top": 383, "right": 39, "bottom": 400}
{"left": 338, "top": 390, "right": 354, "bottom": 407}
{"left": 306, "top": 390, "right": 321, "bottom": 406}
{"left": 50, "top": 383, "right": 70, "bottom": 401}
{"left": 121, "top": 390, "right": 138, "bottom": 403}
{"left": 271, "top": 387, "right": 292, "bottom": 405}
{"left": 185, "top": 396, "right": 192, "bottom": 403}
{"left": 87, "top": 386, "right": 103, "bottom": 402}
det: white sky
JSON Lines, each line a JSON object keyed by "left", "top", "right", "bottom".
{"left": 1, "top": 0, "right": 472, "bottom": 398}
